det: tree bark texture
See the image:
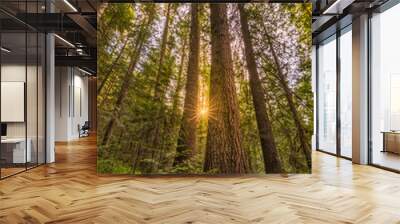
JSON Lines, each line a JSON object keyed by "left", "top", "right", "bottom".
{"left": 153, "top": 4, "right": 172, "bottom": 101}
{"left": 174, "top": 4, "right": 200, "bottom": 166}
{"left": 238, "top": 4, "right": 282, "bottom": 173}
{"left": 204, "top": 4, "right": 250, "bottom": 174}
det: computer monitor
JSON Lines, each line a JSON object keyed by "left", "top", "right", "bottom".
{"left": 1, "top": 123, "right": 7, "bottom": 137}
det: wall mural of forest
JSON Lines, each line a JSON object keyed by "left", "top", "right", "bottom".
{"left": 97, "top": 3, "right": 312, "bottom": 174}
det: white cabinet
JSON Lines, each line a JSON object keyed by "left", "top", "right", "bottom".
{"left": 1, "top": 138, "right": 32, "bottom": 163}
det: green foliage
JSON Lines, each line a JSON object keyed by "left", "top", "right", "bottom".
{"left": 101, "top": 4, "right": 135, "bottom": 34}
{"left": 283, "top": 3, "right": 312, "bottom": 47}
{"left": 170, "top": 154, "right": 204, "bottom": 174}
{"left": 97, "top": 158, "right": 132, "bottom": 174}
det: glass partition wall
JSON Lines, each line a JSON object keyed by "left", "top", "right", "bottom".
{"left": 317, "top": 35, "right": 337, "bottom": 155}
{"left": 316, "top": 25, "right": 352, "bottom": 159}
{"left": 0, "top": 1, "right": 46, "bottom": 179}
{"left": 370, "top": 3, "right": 400, "bottom": 171}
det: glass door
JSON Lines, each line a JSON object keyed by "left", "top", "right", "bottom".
{"left": 339, "top": 26, "right": 352, "bottom": 158}
{"left": 317, "top": 35, "right": 337, "bottom": 154}
{"left": 1, "top": 30, "right": 28, "bottom": 178}
{"left": 370, "top": 3, "right": 400, "bottom": 171}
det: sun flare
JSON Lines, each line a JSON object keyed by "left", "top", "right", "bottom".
{"left": 199, "top": 107, "right": 208, "bottom": 117}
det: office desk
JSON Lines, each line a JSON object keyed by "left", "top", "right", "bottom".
{"left": 382, "top": 131, "right": 400, "bottom": 154}
{"left": 1, "top": 138, "right": 31, "bottom": 163}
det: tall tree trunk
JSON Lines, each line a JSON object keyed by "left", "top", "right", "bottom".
{"left": 153, "top": 4, "right": 172, "bottom": 100}
{"left": 173, "top": 4, "right": 200, "bottom": 166}
{"left": 171, "top": 38, "right": 187, "bottom": 116}
{"left": 263, "top": 23, "right": 311, "bottom": 169}
{"left": 140, "top": 4, "right": 173, "bottom": 173}
{"left": 158, "top": 37, "right": 188, "bottom": 170}
{"left": 98, "top": 39, "right": 129, "bottom": 95}
{"left": 266, "top": 84, "right": 308, "bottom": 171}
{"left": 204, "top": 4, "right": 250, "bottom": 174}
{"left": 238, "top": 4, "right": 281, "bottom": 173}
{"left": 101, "top": 15, "right": 153, "bottom": 146}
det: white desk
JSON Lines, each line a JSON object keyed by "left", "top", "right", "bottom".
{"left": 1, "top": 138, "right": 31, "bottom": 163}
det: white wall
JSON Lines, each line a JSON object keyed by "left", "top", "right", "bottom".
{"left": 71, "top": 73, "right": 89, "bottom": 138}
{"left": 55, "top": 66, "right": 70, "bottom": 141}
{"left": 55, "top": 67, "right": 89, "bottom": 141}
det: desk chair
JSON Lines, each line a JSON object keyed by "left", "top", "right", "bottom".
{"left": 79, "top": 121, "right": 90, "bottom": 138}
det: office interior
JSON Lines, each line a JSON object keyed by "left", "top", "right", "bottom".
{"left": 313, "top": 0, "right": 400, "bottom": 172}
{"left": 0, "top": 0, "right": 97, "bottom": 179}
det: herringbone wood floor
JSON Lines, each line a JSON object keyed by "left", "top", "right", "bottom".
{"left": 1, "top": 136, "right": 400, "bottom": 224}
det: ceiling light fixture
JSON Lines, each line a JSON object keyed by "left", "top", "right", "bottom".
{"left": 78, "top": 67, "right": 93, "bottom": 76}
{"left": 76, "top": 48, "right": 85, "bottom": 55}
{"left": 54, "top": 34, "right": 75, "bottom": 48}
{"left": 322, "top": 0, "right": 355, "bottom": 15}
{"left": 1, "top": 47, "right": 11, "bottom": 53}
{"left": 63, "top": 0, "right": 78, "bottom": 12}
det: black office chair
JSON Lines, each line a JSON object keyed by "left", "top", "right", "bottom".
{"left": 79, "top": 121, "right": 90, "bottom": 138}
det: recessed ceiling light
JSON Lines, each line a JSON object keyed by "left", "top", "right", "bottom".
{"left": 54, "top": 34, "right": 75, "bottom": 48}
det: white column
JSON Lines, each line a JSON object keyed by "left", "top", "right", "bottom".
{"left": 352, "top": 14, "right": 369, "bottom": 164}
{"left": 46, "top": 32, "right": 55, "bottom": 163}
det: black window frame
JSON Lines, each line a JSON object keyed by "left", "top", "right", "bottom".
{"left": 315, "top": 22, "right": 353, "bottom": 161}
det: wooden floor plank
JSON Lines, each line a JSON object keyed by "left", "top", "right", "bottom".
{"left": 0, "top": 135, "right": 399, "bottom": 223}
